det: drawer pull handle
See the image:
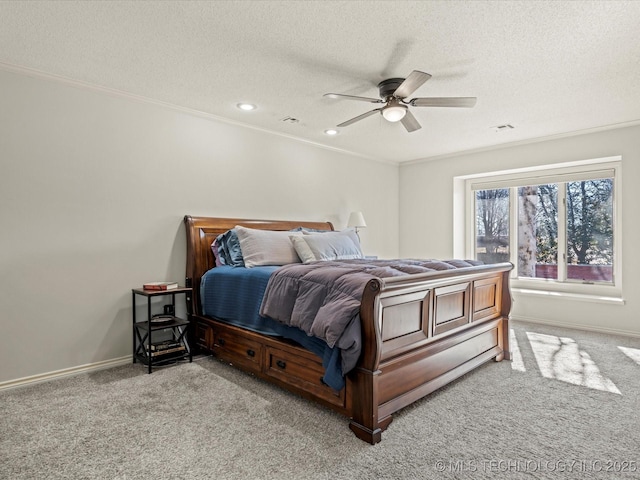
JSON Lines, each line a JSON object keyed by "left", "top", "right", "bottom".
{"left": 218, "top": 338, "right": 225, "bottom": 346}
{"left": 246, "top": 349, "right": 255, "bottom": 357}
{"left": 276, "top": 360, "right": 286, "bottom": 369}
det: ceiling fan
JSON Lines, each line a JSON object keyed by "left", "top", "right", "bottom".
{"left": 323, "top": 70, "right": 476, "bottom": 132}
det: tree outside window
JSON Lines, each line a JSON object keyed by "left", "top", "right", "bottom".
{"left": 475, "top": 188, "right": 509, "bottom": 264}
{"left": 474, "top": 178, "right": 613, "bottom": 284}
{"left": 518, "top": 184, "right": 557, "bottom": 279}
{"left": 566, "top": 179, "right": 613, "bottom": 282}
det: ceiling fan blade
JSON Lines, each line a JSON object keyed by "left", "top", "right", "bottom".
{"left": 400, "top": 109, "right": 421, "bottom": 132}
{"left": 337, "top": 108, "right": 382, "bottom": 127}
{"left": 323, "top": 93, "right": 383, "bottom": 103}
{"left": 410, "top": 97, "right": 477, "bottom": 108}
{"left": 392, "top": 70, "right": 432, "bottom": 99}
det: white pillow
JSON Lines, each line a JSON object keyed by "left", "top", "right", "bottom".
{"left": 292, "top": 229, "right": 363, "bottom": 263}
{"left": 235, "top": 226, "right": 302, "bottom": 268}
{"left": 289, "top": 235, "right": 316, "bottom": 263}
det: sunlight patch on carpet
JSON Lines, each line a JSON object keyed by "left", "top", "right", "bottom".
{"left": 618, "top": 346, "right": 640, "bottom": 365}
{"left": 526, "top": 332, "right": 621, "bottom": 394}
{"left": 509, "top": 329, "right": 526, "bottom": 372}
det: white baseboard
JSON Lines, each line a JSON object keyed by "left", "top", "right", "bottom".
{"left": 0, "top": 355, "right": 133, "bottom": 392}
{"left": 511, "top": 315, "right": 640, "bottom": 339}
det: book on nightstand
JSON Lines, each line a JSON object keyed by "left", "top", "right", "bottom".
{"left": 147, "top": 345, "right": 186, "bottom": 357}
{"left": 147, "top": 340, "right": 182, "bottom": 352}
{"left": 142, "top": 281, "right": 179, "bottom": 291}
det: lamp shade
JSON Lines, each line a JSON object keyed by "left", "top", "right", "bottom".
{"left": 347, "top": 211, "right": 367, "bottom": 229}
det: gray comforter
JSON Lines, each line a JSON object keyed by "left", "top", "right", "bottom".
{"left": 259, "top": 258, "right": 482, "bottom": 375}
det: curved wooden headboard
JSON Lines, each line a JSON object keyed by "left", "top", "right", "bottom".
{"left": 183, "top": 215, "right": 334, "bottom": 316}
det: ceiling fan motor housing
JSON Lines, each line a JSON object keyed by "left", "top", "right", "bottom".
{"left": 377, "top": 78, "right": 405, "bottom": 99}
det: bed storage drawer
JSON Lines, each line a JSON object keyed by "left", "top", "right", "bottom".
{"left": 213, "top": 331, "right": 262, "bottom": 374}
{"left": 193, "top": 321, "right": 213, "bottom": 349}
{"left": 265, "top": 346, "right": 346, "bottom": 407}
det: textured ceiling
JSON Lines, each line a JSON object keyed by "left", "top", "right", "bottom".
{"left": 2, "top": 1, "right": 640, "bottom": 163}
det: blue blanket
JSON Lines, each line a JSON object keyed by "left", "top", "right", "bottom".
{"left": 200, "top": 266, "right": 345, "bottom": 390}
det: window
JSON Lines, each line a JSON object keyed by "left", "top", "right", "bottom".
{"left": 464, "top": 157, "right": 621, "bottom": 298}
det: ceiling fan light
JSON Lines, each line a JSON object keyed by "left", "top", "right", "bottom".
{"left": 382, "top": 105, "right": 407, "bottom": 122}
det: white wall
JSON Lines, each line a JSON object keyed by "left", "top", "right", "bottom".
{"left": 399, "top": 125, "right": 640, "bottom": 336}
{"left": 0, "top": 68, "right": 399, "bottom": 384}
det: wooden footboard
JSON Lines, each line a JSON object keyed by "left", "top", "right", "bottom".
{"left": 184, "top": 215, "right": 513, "bottom": 444}
{"left": 349, "top": 265, "right": 512, "bottom": 443}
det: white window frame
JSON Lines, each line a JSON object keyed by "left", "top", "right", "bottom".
{"left": 459, "top": 156, "right": 623, "bottom": 302}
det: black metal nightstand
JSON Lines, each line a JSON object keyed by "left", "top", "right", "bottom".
{"left": 131, "top": 287, "right": 193, "bottom": 373}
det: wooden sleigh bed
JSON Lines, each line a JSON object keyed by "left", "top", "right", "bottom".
{"left": 184, "top": 215, "right": 513, "bottom": 444}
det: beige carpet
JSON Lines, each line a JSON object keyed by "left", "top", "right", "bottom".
{"left": 2, "top": 320, "right": 639, "bottom": 479}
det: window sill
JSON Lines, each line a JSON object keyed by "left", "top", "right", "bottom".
{"left": 511, "top": 287, "right": 625, "bottom": 305}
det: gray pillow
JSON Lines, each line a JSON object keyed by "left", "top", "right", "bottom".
{"left": 293, "top": 229, "right": 363, "bottom": 263}
{"left": 289, "top": 236, "right": 316, "bottom": 263}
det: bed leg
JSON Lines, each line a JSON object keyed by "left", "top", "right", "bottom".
{"left": 348, "top": 366, "right": 387, "bottom": 444}
{"left": 499, "top": 272, "right": 513, "bottom": 361}
{"left": 349, "top": 415, "right": 392, "bottom": 444}
{"left": 495, "top": 315, "right": 511, "bottom": 362}
{"left": 349, "top": 421, "right": 382, "bottom": 444}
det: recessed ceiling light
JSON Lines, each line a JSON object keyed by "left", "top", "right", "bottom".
{"left": 324, "top": 129, "right": 339, "bottom": 136}
{"left": 237, "top": 103, "right": 256, "bottom": 111}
